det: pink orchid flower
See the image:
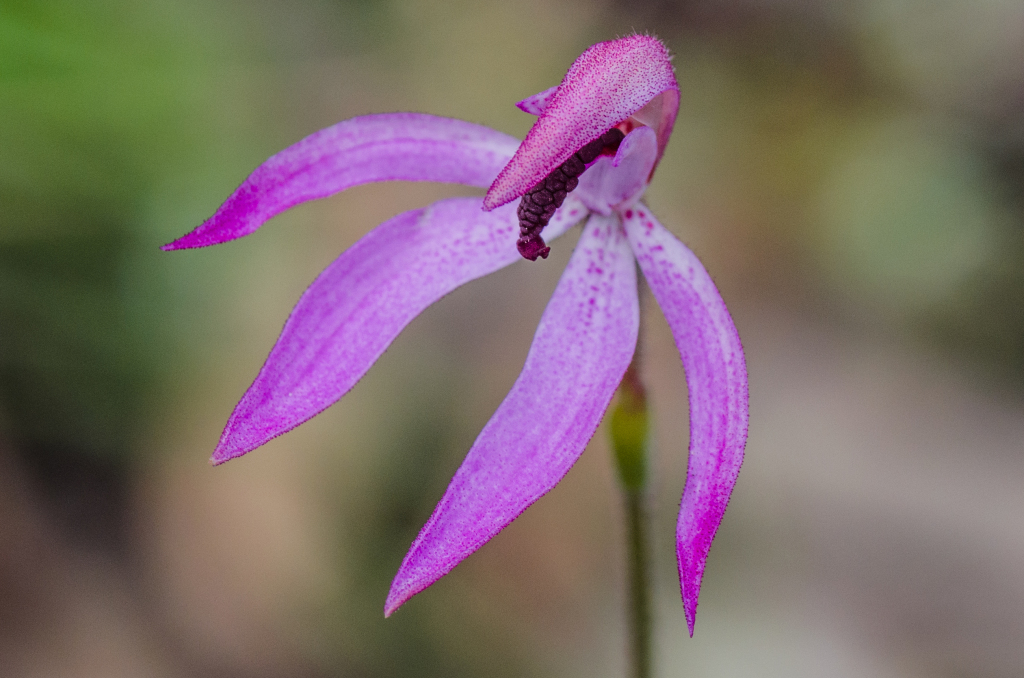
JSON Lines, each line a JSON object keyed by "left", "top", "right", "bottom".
{"left": 164, "top": 35, "right": 748, "bottom": 636}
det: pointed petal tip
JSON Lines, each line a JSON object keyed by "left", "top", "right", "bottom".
{"left": 209, "top": 445, "right": 238, "bottom": 466}
{"left": 160, "top": 226, "right": 223, "bottom": 251}
{"left": 383, "top": 592, "right": 403, "bottom": 619}
{"left": 210, "top": 433, "right": 257, "bottom": 465}
{"left": 515, "top": 85, "right": 559, "bottom": 116}
{"left": 680, "top": 551, "right": 701, "bottom": 636}
{"left": 385, "top": 568, "right": 429, "bottom": 619}
{"left": 161, "top": 232, "right": 200, "bottom": 250}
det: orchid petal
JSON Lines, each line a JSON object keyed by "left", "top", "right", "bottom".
{"left": 574, "top": 126, "right": 658, "bottom": 215}
{"left": 210, "top": 195, "right": 588, "bottom": 464}
{"left": 484, "top": 35, "right": 679, "bottom": 210}
{"left": 385, "top": 213, "right": 638, "bottom": 616}
{"left": 623, "top": 208, "right": 748, "bottom": 637}
{"left": 515, "top": 85, "right": 558, "bottom": 115}
{"left": 164, "top": 114, "right": 521, "bottom": 250}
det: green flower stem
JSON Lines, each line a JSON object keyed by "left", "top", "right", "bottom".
{"left": 623, "top": 485, "right": 651, "bottom": 678}
{"left": 610, "top": 356, "right": 652, "bottom": 678}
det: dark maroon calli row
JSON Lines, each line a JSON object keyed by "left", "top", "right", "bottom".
{"left": 516, "top": 127, "right": 625, "bottom": 260}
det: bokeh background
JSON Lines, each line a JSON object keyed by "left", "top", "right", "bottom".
{"left": 2, "top": 0, "right": 1023, "bottom": 676}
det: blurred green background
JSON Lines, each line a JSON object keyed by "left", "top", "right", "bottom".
{"left": 2, "top": 1, "right": 1023, "bottom": 676}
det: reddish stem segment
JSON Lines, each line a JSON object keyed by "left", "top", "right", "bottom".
{"left": 516, "top": 128, "right": 625, "bottom": 260}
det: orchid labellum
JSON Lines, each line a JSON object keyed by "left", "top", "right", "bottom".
{"left": 165, "top": 35, "right": 748, "bottom": 636}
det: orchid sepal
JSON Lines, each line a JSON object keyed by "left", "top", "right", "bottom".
{"left": 163, "top": 114, "right": 520, "bottom": 250}
{"left": 210, "top": 195, "right": 587, "bottom": 464}
{"left": 385, "top": 213, "right": 639, "bottom": 616}
{"left": 623, "top": 207, "right": 749, "bottom": 636}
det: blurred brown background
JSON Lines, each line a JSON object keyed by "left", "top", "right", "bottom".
{"left": 2, "top": 0, "right": 1023, "bottom": 676}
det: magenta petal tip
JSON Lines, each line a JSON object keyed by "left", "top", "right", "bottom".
{"left": 160, "top": 232, "right": 210, "bottom": 251}
{"left": 383, "top": 582, "right": 415, "bottom": 618}
{"left": 515, "top": 85, "right": 558, "bottom": 116}
{"left": 210, "top": 443, "right": 241, "bottom": 466}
